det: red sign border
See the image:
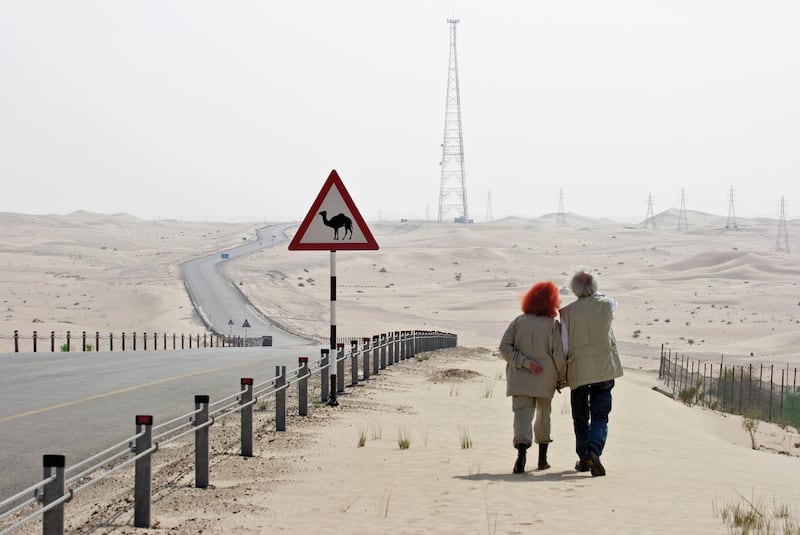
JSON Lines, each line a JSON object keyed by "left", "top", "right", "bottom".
{"left": 288, "top": 170, "right": 379, "bottom": 251}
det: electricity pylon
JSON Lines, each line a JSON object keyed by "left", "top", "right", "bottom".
{"left": 677, "top": 188, "right": 689, "bottom": 232}
{"left": 776, "top": 195, "right": 790, "bottom": 252}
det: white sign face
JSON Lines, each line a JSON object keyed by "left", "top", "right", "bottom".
{"left": 289, "top": 170, "right": 379, "bottom": 251}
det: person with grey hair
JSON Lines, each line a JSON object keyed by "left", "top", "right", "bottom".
{"left": 559, "top": 270, "right": 623, "bottom": 477}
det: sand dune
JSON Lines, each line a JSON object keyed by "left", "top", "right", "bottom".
{"left": 1, "top": 210, "right": 799, "bottom": 534}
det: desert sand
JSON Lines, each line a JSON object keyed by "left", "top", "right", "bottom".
{"left": 1, "top": 210, "right": 799, "bottom": 534}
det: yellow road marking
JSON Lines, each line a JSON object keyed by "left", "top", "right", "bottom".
{"left": 0, "top": 361, "right": 260, "bottom": 424}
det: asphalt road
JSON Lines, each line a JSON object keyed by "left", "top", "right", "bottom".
{"left": 0, "top": 223, "right": 322, "bottom": 498}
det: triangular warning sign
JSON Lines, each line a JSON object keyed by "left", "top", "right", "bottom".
{"left": 242, "top": 319, "right": 251, "bottom": 328}
{"left": 289, "top": 170, "right": 379, "bottom": 251}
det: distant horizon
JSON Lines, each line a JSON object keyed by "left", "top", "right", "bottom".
{"left": 2, "top": 205, "right": 794, "bottom": 226}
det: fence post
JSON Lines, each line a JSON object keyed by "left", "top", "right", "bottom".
{"left": 380, "top": 333, "right": 387, "bottom": 369}
{"left": 372, "top": 335, "right": 379, "bottom": 375}
{"left": 194, "top": 395, "right": 210, "bottom": 488}
{"left": 321, "top": 348, "right": 330, "bottom": 403}
{"left": 133, "top": 332, "right": 137, "bottom": 351}
{"left": 153, "top": 332, "right": 157, "bottom": 352}
{"left": 299, "top": 357, "right": 309, "bottom": 416}
{"left": 173, "top": 333, "right": 176, "bottom": 350}
{"left": 134, "top": 415, "right": 153, "bottom": 528}
{"left": 362, "top": 337, "right": 371, "bottom": 380}
{"left": 95, "top": 331, "right": 100, "bottom": 352}
{"left": 350, "top": 339, "right": 359, "bottom": 386}
{"left": 65, "top": 330, "right": 71, "bottom": 352}
{"left": 109, "top": 332, "right": 113, "bottom": 352}
{"left": 14, "top": 330, "right": 19, "bottom": 353}
{"left": 394, "top": 331, "right": 401, "bottom": 363}
{"left": 336, "top": 343, "right": 345, "bottom": 393}
{"left": 769, "top": 364, "right": 774, "bottom": 420}
{"left": 387, "top": 332, "right": 394, "bottom": 366}
{"left": 240, "top": 378, "right": 253, "bottom": 457}
{"left": 82, "top": 331, "right": 86, "bottom": 352}
{"left": 33, "top": 330, "right": 38, "bottom": 353}
{"left": 122, "top": 332, "right": 126, "bottom": 351}
{"left": 143, "top": 332, "right": 147, "bottom": 351}
{"left": 42, "top": 454, "right": 66, "bottom": 535}
{"left": 275, "top": 365, "right": 286, "bottom": 431}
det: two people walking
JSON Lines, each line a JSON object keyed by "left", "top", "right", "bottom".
{"left": 499, "top": 270, "right": 623, "bottom": 477}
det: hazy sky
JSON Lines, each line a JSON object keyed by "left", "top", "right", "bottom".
{"left": 1, "top": 1, "right": 798, "bottom": 223}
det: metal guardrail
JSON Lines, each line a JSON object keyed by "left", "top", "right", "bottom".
{"left": 0, "top": 330, "right": 457, "bottom": 535}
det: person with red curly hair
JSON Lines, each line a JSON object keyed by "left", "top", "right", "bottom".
{"left": 499, "top": 280, "right": 566, "bottom": 474}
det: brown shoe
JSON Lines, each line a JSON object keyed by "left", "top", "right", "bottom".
{"left": 574, "top": 459, "right": 590, "bottom": 472}
{"left": 585, "top": 451, "right": 606, "bottom": 477}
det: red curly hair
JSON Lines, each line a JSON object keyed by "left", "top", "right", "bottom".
{"left": 521, "top": 281, "right": 560, "bottom": 318}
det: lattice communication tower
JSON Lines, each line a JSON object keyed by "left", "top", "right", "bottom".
{"left": 438, "top": 19, "right": 470, "bottom": 223}
{"left": 677, "top": 188, "right": 689, "bottom": 232}
{"left": 485, "top": 190, "right": 494, "bottom": 222}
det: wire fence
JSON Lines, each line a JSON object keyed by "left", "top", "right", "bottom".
{"left": 658, "top": 345, "right": 800, "bottom": 427}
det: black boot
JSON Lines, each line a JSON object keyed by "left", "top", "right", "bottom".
{"left": 537, "top": 443, "right": 550, "bottom": 470}
{"left": 513, "top": 444, "right": 528, "bottom": 474}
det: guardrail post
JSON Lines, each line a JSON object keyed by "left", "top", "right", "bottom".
{"left": 275, "top": 366, "right": 286, "bottom": 431}
{"left": 143, "top": 332, "right": 148, "bottom": 351}
{"left": 14, "top": 330, "right": 19, "bottom": 353}
{"left": 194, "top": 395, "right": 210, "bottom": 488}
{"left": 95, "top": 331, "right": 100, "bottom": 352}
{"left": 33, "top": 330, "right": 38, "bottom": 353}
{"left": 51, "top": 331, "right": 56, "bottom": 352}
{"left": 122, "top": 332, "right": 126, "bottom": 351}
{"left": 362, "top": 337, "right": 371, "bottom": 380}
{"left": 350, "top": 339, "right": 359, "bottom": 386}
{"left": 65, "top": 330, "right": 71, "bottom": 352}
{"left": 387, "top": 332, "right": 394, "bottom": 366}
{"left": 320, "top": 349, "right": 330, "bottom": 403}
{"left": 134, "top": 415, "right": 153, "bottom": 528}
{"left": 82, "top": 330, "right": 86, "bottom": 352}
{"left": 153, "top": 332, "right": 157, "bottom": 351}
{"left": 42, "top": 454, "right": 65, "bottom": 535}
{"left": 395, "top": 331, "right": 401, "bottom": 363}
{"left": 336, "top": 343, "right": 345, "bottom": 393}
{"left": 408, "top": 330, "right": 415, "bottom": 359}
{"left": 133, "top": 332, "right": 137, "bottom": 351}
{"left": 298, "top": 357, "right": 309, "bottom": 416}
{"left": 372, "top": 335, "right": 379, "bottom": 375}
{"left": 381, "top": 333, "right": 387, "bottom": 370}
{"left": 240, "top": 378, "right": 253, "bottom": 457}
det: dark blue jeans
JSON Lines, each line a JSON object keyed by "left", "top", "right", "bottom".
{"left": 571, "top": 380, "right": 614, "bottom": 459}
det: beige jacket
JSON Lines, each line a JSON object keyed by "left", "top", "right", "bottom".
{"left": 499, "top": 314, "right": 566, "bottom": 399}
{"left": 559, "top": 295, "right": 623, "bottom": 389}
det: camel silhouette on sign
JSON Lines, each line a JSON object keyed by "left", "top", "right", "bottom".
{"left": 318, "top": 210, "right": 353, "bottom": 240}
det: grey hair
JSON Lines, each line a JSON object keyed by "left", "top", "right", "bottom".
{"left": 570, "top": 270, "right": 598, "bottom": 297}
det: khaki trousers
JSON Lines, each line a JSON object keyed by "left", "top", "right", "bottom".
{"left": 512, "top": 395, "right": 552, "bottom": 447}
